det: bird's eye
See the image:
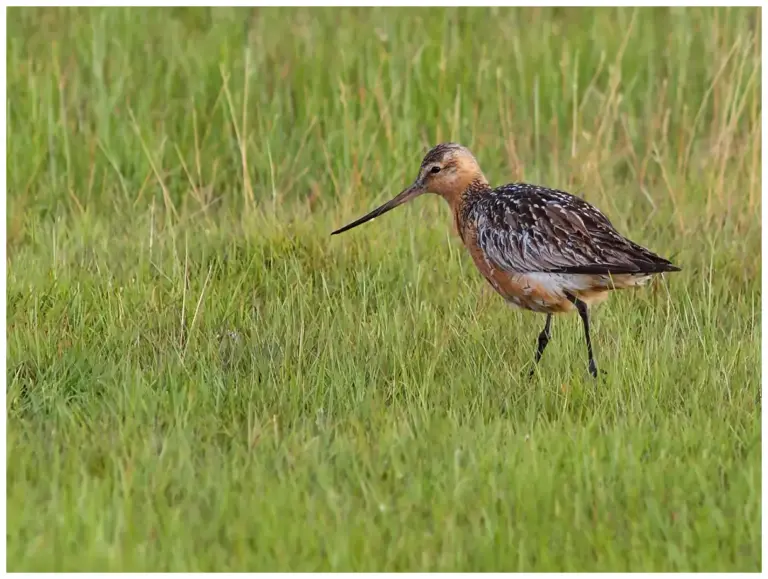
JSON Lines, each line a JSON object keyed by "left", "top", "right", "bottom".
{"left": 430, "top": 166, "right": 441, "bottom": 174}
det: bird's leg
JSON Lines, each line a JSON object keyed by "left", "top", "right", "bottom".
{"left": 565, "top": 293, "right": 599, "bottom": 378}
{"left": 534, "top": 314, "right": 553, "bottom": 363}
{"left": 528, "top": 314, "right": 553, "bottom": 377}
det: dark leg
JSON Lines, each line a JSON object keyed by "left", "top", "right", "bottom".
{"left": 529, "top": 314, "right": 553, "bottom": 377}
{"left": 565, "top": 293, "right": 598, "bottom": 378}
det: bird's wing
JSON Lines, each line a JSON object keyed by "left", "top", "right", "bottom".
{"left": 471, "top": 184, "right": 679, "bottom": 275}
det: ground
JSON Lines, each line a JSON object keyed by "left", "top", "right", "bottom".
{"left": 6, "top": 7, "right": 761, "bottom": 572}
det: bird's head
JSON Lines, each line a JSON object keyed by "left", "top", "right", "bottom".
{"left": 331, "top": 142, "right": 487, "bottom": 235}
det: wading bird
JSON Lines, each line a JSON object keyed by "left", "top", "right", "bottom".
{"left": 332, "top": 143, "right": 680, "bottom": 377}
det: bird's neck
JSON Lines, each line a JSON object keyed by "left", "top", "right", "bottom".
{"left": 450, "top": 177, "right": 491, "bottom": 240}
{"left": 461, "top": 176, "right": 491, "bottom": 202}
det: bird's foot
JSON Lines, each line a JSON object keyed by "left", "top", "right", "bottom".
{"left": 527, "top": 363, "right": 545, "bottom": 379}
{"left": 588, "top": 361, "right": 607, "bottom": 379}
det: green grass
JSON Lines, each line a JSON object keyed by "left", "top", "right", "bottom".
{"left": 6, "top": 6, "right": 761, "bottom": 572}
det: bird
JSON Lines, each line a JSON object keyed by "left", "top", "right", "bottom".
{"left": 331, "top": 143, "right": 680, "bottom": 378}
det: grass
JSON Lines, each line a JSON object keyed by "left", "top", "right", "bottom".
{"left": 6, "top": 6, "right": 761, "bottom": 572}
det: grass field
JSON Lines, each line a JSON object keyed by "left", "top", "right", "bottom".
{"left": 6, "top": 6, "right": 762, "bottom": 571}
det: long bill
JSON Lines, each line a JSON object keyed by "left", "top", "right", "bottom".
{"left": 331, "top": 181, "right": 425, "bottom": 235}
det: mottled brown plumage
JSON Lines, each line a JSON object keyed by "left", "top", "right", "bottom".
{"left": 332, "top": 143, "right": 680, "bottom": 377}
